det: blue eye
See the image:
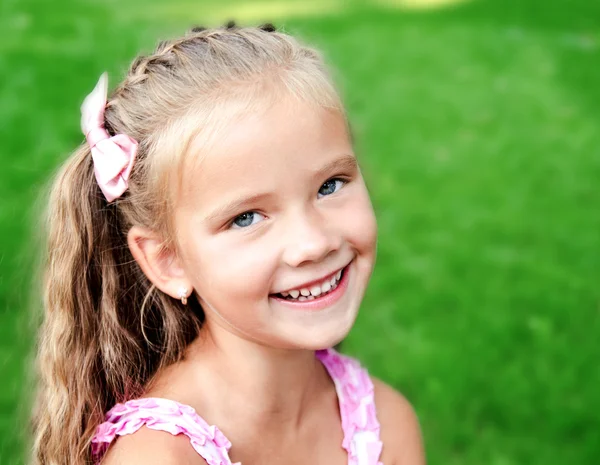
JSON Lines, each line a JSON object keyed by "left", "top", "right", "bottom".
{"left": 318, "top": 178, "right": 346, "bottom": 198}
{"left": 231, "top": 211, "right": 265, "bottom": 229}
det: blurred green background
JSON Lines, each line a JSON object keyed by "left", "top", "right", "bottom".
{"left": 1, "top": 0, "right": 599, "bottom": 463}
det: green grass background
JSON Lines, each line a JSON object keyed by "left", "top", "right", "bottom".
{"left": 1, "top": 0, "right": 599, "bottom": 463}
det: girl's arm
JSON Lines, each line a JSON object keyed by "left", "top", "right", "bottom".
{"left": 373, "top": 378, "right": 427, "bottom": 465}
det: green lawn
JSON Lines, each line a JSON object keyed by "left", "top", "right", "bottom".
{"left": 1, "top": 0, "right": 599, "bottom": 463}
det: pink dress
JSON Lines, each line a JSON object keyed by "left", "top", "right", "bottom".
{"left": 92, "top": 348, "right": 383, "bottom": 465}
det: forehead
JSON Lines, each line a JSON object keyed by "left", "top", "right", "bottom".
{"left": 178, "top": 96, "right": 353, "bottom": 207}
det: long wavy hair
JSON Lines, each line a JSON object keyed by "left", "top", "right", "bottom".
{"left": 30, "top": 23, "right": 345, "bottom": 464}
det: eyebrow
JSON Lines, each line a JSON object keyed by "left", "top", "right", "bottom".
{"left": 313, "top": 153, "right": 358, "bottom": 180}
{"left": 203, "top": 192, "right": 274, "bottom": 224}
{"left": 203, "top": 153, "right": 358, "bottom": 224}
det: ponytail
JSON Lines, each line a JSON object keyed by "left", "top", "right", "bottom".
{"left": 30, "top": 144, "right": 201, "bottom": 464}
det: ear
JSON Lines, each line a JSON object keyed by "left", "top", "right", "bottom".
{"left": 127, "top": 225, "right": 192, "bottom": 301}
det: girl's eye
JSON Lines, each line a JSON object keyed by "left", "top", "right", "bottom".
{"left": 318, "top": 178, "right": 346, "bottom": 198}
{"left": 230, "top": 211, "right": 265, "bottom": 229}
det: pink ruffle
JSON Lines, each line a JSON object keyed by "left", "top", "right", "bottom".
{"left": 91, "top": 397, "right": 238, "bottom": 465}
{"left": 316, "top": 349, "right": 384, "bottom": 465}
{"left": 91, "top": 348, "right": 382, "bottom": 465}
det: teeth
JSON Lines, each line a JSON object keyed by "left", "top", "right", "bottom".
{"left": 280, "top": 268, "right": 344, "bottom": 301}
{"left": 309, "top": 285, "right": 322, "bottom": 297}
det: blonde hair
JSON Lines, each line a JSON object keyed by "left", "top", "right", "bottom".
{"left": 30, "top": 24, "right": 345, "bottom": 464}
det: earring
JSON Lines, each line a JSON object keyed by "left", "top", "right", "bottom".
{"left": 178, "top": 286, "right": 189, "bottom": 305}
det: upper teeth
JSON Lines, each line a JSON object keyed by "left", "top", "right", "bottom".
{"left": 282, "top": 270, "right": 342, "bottom": 299}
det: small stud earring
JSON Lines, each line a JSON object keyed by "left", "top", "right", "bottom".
{"left": 178, "top": 287, "right": 188, "bottom": 305}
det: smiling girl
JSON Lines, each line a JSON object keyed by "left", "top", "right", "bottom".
{"left": 31, "top": 23, "right": 425, "bottom": 465}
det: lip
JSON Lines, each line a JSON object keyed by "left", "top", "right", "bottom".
{"left": 269, "top": 261, "right": 351, "bottom": 311}
{"left": 272, "top": 264, "right": 347, "bottom": 295}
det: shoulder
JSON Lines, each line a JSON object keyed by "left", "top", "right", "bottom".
{"left": 99, "top": 425, "right": 208, "bottom": 465}
{"left": 372, "top": 377, "right": 426, "bottom": 465}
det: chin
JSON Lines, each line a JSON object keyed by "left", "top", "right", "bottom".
{"left": 300, "top": 334, "right": 348, "bottom": 351}
{"left": 281, "top": 309, "right": 359, "bottom": 351}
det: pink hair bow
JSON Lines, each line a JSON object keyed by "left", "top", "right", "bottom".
{"left": 80, "top": 72, "right": 138, "bottom": 202}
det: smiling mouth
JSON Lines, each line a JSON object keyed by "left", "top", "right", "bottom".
{"left": 272, "top": 266, "right": 346, "bottom": 302}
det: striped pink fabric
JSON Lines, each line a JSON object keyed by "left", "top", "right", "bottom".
{"left": 91, "top": 348, "right": 383, "bottom": 464}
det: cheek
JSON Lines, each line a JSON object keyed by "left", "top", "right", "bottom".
{"left": 343, "top": 187, "right": 378, "bottom": 255}
{"left": 187, "top": 235, "right": 275, "bottom": 299}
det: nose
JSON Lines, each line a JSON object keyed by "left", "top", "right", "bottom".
{"left": 281, "top": 206, "right": 343, "bottom": 268}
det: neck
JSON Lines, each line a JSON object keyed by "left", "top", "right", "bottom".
{"left": 169, "top": 321, "right": 333, "bottom": 436}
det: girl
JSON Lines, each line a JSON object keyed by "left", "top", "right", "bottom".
{"left": 31, "top": 23, "right": 425, "bottom": 465}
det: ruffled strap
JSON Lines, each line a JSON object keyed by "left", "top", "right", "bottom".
{"left": 316, "top": 348, "right": 384, "bottom": 465}
{"left": 91, "top": 397, "right": 239, "bottom": 465}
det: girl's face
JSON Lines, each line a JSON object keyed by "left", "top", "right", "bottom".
{"left": 175, "top": 96, "right": 377, "bottom": 350}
